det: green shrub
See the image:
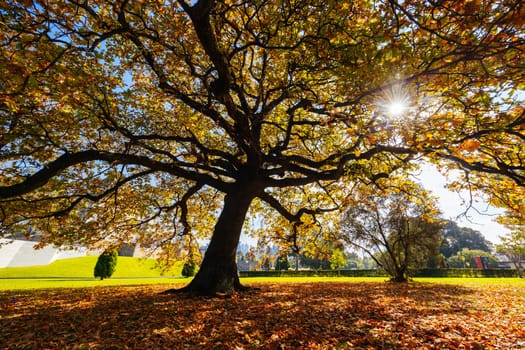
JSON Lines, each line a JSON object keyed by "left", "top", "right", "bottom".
{"left": 181, "top": 261, "right": 197, "bottom": 277}
{"left": 94, "top": 250, "right": 118, "bottom": 280}
{"left": 275, "top": 253, "right": 290, "bottom": 271}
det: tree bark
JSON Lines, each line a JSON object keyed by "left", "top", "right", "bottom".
{"left": 390, "top": 264, "right": 409, "bottom": 283}
{"left": 164, "top": 179, "right": 259, "bottom": 295}
{"left": 390, "top": 274, "right": 409, "bottom": 283}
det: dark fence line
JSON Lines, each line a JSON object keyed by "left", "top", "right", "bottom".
{"left": 414, "top": 268, "right": 517, "bottom": 278}
{"left": 239, "top": 268, "right": 518, "bottom": 278}
{"left": 239, "top": 269, "right": 386, "bottom": 278}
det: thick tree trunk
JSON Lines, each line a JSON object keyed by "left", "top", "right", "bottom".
{"left": 165, "top": 182, "right": 258, "bottom": 295}
{"left": 390, "top": 264, "right": 409, "bottom": 283}
{"left": 390, "top": 274, "right": 409, "bottom": 283}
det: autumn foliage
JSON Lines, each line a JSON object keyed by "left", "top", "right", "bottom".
{"left": 1, "top": 0, "right": 524, "bottom": 293}
{"left": 1, "top": 282, "right": 524, "bottom": 349}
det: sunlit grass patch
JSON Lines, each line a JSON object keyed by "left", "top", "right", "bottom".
{"left": 414, "top": 277, "right": 525, "bottom": 288}
{"left": 0, "top": 256, "right": 184, "bottom": 290}
{"left": 241, "top": 276, "right": 388, "bottom": 285}
{"left": 0, "top": 277, "right": 192, "bottom": 290}
{"left": 0, "top": 256, "right": 182, "bottom": 278}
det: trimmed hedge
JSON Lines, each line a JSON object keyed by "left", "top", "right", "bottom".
{"left": 414, "top": 268, "right": 517, "bottom": 278}
{"left": 239, "top": 268, "right": 518, "bottom": 278}
{"left": 239, "top": 269, "right": 387, "bottom": 278}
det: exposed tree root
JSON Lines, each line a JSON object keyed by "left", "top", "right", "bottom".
{"left": 160, "top": 282, "right": 259, "bottom": 297}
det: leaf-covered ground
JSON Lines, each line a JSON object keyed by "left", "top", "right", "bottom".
{"left": 1, "top": 282, "right": 524, "bottom": 349}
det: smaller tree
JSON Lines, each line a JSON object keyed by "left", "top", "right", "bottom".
{"left": 329, "top": 249, "right": 347, "bottom": 272}
{"left": 261, "top": 257, "right": 271, "bottom": 271}
{"left": 340, "top": 180, "right": 444, "bottom": 282}
{"left": 298, "top": 252, "right": 330, "bottom": 270}
{"left": 345, "top": 251, "right": 376, "bottom": 269}
{"left": 182, "top": 261, "right": 198, "bottom": 277}
{"left": 181, "top": 242, "right": 202, "bottom": 277}
{"left": 244, "top": 248, "right": 259, "bottom": 271}
{"left": 94, "top": 250, "right": 118, "bottom": 280}
{"left": 275, "top": 252, "right": 290, "bottom": 271}
{"left": 259, "top": 245, "right": 272, "bottom": 271}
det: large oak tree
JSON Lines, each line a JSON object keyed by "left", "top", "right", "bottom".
{"left": 1, "top": 0, "right": 524, "bottom": 294}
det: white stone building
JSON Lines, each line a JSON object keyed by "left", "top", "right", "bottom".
{"left": 0, "top": 238, "right": 89, "bottom": 268}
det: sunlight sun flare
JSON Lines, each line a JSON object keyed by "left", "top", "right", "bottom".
{"left": 375, "top": 80, "right": 413, "bottom": 119}
{"left": 386, "top": 101, "right": 408, "bottom": 117}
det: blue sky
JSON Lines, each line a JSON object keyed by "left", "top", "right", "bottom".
{"left": 413, "top": 162, "right": 508, "bottom": 244}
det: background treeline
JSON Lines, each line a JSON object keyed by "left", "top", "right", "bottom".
{"left": 236, "top": 220, "right": 502, "bottom": 273}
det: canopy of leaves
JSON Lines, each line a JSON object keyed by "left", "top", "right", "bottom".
{"left": 0, "top": 0, "right": 523, "bottom": 264}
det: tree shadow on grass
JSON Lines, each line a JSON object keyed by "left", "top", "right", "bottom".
{"left": 0, "top": 282, "right": 523, "bottom": 349}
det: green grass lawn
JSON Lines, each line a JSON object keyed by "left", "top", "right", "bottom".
{"left": 413, "top": 276, "right": 525, "bottom": 287}
{"left": 0, "top": 256, "right": 186, "bottom": 290}
{"left": 1, "top": 257, "right": 523, "bottom": 290}
{"left": 0, "top": 256, "right": 525, "bottom": 290}
{"left": 0, "top": 256, "right": 181, "bottom": 278}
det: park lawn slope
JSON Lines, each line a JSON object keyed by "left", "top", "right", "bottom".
{"left": 0, "top": 256, "right": 182, "bottom": 278}
{"left": 0, "top": 256, "right": 186, "bottom": 290}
